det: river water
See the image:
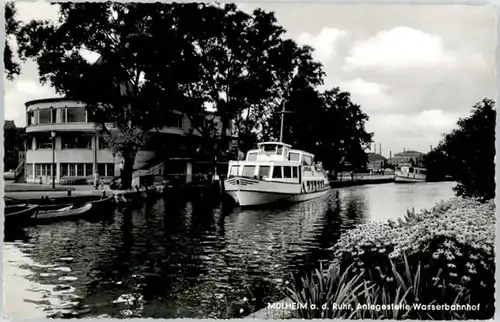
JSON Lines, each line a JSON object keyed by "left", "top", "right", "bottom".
{"left": 3, "top": 182, "right": 456, "bottom": 319}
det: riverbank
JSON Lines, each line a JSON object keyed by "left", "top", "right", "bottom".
{"left": 283, "top": 196, "right": 495, "bottom": 320}
{"left": 329, "top": 173, "right": 394, "bottom": 188}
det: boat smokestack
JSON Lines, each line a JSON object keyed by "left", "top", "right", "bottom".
{"left": 379, "top": 143, "right": 382, "bottom": 156}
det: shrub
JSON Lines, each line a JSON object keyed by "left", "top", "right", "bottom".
{"left": 288, "top": 197, "right": 495, "bottom": 319}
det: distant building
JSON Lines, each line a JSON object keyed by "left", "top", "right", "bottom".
{"left": 366, "top": 153, "right": 387, "bottom": 170}
{"left": 23, "top": 98, "right": 237, "bottom": 184}
{"left": 389, "top": 150, "right": 425, "bottom": 166}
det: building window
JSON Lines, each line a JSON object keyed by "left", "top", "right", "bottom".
{"left": 98, "top": 137, "right": 110, "bottom": 150}
{"left": 66, "top": 106, "right": 86, "bottom": 123}
{"left": 26, "top": 163, "right": 33, "bottom": 179}
{"left": 86, "top": 108, "right": 95, "bottom": 122}
{"left": 85, "top": 163, "right": 93, "bottom": 176}
{"left": 62, "top": 134, "right": 91, "bottom": 149}
{"left": 25, "top": 137, "right": 33, "bottom": 150}
{"left": 258, "top": 166, "right": 270, "bottom": 178}
{"left": 242, "top": 165, "right": 256, "bottom": 178}
{"left": 98, "top": 164, "right": 106, "bottom": 176}
{"left": 34, "top": 164, "right": 52, "bottom": 177}
{"left": 38, "top": 109, "right": 52, "bottom": 124}
{"left": 77, "top": 164, "right": 84, "bottom": 176}
{"left": 36, "top": 135, "right": 53, "bottom": 150}
{"left": 107, "top": 164, "right": 114, "bottom": 177}
{"left": 51, "top": 108, "right": 57, "bottom": 123}
{"left": 283, "top": 166, "right": 292, "bottom": 179}
{"left": 166, "top": 112, "right": 183, "bottom": 128}
{"left": 61, "top": 163, "right": 69, "bottom": 177}
{"left": 27, "top": 111, "right": 35, "bottom": 126}
{"left": 272, "top": 166, "right": 283, "bottom": 179}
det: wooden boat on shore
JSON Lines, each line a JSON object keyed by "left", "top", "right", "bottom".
{"left": 33, "top": 203, "right": 93, "bottom": 222}
{"left": 5, "top": 204, "right": 39, "bottom": 227}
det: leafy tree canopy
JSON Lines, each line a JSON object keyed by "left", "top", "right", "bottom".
{"left": 5, "top": 2, "right": 21, "bottom": 80}
{"left": 425, "top": 98, "right": 496, "bottom": 200}
{"left": 16, "top": 2, "right": 374, "bottom": 183}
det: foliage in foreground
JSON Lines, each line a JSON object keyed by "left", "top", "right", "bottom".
{"left": 286, "top": 197, "right": 495, "bottom": 319}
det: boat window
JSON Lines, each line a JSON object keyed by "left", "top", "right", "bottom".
{"left": 277, "top": 146, "right": 284, "bottom": 155}
{"left": 272, "top": 166, "right": 283, "bottom": 179}
{"left": 302, "top": 155, "right": 313, "bottom": 166}
{"left": 292, "top": 167, "right": 298, "bottom": 178}
{"left": 262, "top": 144, "right": 277, "bottom": 156}
{"left": 242, "top": 166, "right": 256, "bottom": 178}
{"left": 230, "top": 166, "right": 239, "bottom": 176}
{"left": 409, "top": 168, "right": 414, "bottom": 173}
{"left": 247, "top": 152, "right": 257, "bottom": 161}
{"left": 283, "top": 166, "right": 292, "bottom": 178}
{"left": 258, "top": 166, "right": 270, "bottom": 178}
{"left": 289, "top": 152, "right": 300, "bottom": 162}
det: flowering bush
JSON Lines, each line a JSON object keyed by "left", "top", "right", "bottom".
{"left": 327, "top": 197, "right": 495, "bottom": 319}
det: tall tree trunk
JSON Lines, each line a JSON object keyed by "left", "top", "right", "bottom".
{"left": 121, "top": 151, "right": 136, "bottom": 190}
{"left": 219, "top": 118, "right": 229, "bottom": 158}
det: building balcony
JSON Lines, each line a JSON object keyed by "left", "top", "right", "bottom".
{"left": 26, "top": 122, "right": 98, "bottom": 134}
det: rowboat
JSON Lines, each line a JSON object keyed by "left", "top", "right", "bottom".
{"left": 33, "top": 203, "right": 93, "bottom": 222}
{"left": 5, "top": 204, "right": 39, "bottom": 227}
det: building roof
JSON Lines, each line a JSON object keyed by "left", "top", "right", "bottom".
{"left": 367, "top": 153, "right": 387, "bottom": 162}
{"left": 25, "top": 97, "right": 78, "bottom": 107}
{"left": 394, "top": 150, "right": 424, "bottom": 156}
{"left": 4, "top": 120, "right": 16, "bottom": 130}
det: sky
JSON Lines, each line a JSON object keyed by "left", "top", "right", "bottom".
{"left": 4, "top": 1, "right": 497, "bottom": 157}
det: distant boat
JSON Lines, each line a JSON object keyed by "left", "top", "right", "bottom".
{"left": 5, "top": 204, "right": 39, "bottom": 227}
{"left": 394, "top": 164, "right": 426, "bottom": 183}
{"left": 224, "top": 141, "right": 330, "bottom": 207}
{"left": 33, "top": 203, "right": 93, "bottom": 222}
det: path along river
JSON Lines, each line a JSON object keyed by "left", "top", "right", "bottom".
{"left": 3, "top": 181, "right": 456, "bottom": 319}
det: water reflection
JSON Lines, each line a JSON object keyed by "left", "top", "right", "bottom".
{"left": 3, "top": 182, "right": 456, "bottom": 318}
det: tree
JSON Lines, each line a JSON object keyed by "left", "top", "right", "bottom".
{"left": 427, "top": 99, "right": 495, "bottom": 200}
{"left": 17, "top": 2, "right": 196, "bottom": 189}
{"left": 167, "top": 4, "right": 313, "bottom": 157}
{"left": 316, "top": 88, "right": 373, "bottom": 175}
{"left": 265, "top": 85, "right": 373, "bottom": 176}
{"left": 5, "top": 2, "right": 20, "bottom": 80}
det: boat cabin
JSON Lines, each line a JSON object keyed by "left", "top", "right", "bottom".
{"left": 245, "top": 142, "right": 315, "bottom": 166}
{"left": 397, "top": 163, "right": 427, "bottom": 175}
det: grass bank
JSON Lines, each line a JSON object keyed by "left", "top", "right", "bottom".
{"left": 285, "top": 197, "right": 495, "bottom": 319}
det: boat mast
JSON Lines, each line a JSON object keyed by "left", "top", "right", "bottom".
{"left": 279, "top": 101, "right": 285, "bottom": 142}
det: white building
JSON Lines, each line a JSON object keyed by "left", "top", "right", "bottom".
{"left": 24, "top": 98, "right": 236, "bottom": 184}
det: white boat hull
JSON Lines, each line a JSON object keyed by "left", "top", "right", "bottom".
{"left": 224, "top": 177, "right": 330, "bottom": 207}
{"left": 394, "top": 174, "right": 426, "bottom": 183}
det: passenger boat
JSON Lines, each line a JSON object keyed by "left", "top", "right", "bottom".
{"left": 224, "top": 141, "right": 330, "bottom": 207}
{"left": 394, "top": 163, "right": 427, "bottom": 183}
{"left": 5, "top": 204, "right": 39, "bottom": 227}
{"left": 33, "top": 203, "right": 93, "bottom": 222}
